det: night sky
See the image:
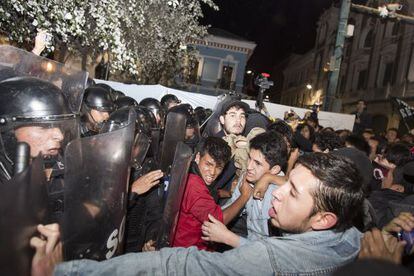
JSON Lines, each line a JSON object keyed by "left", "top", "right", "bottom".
{"left": 201, "top": 0, "right": 367, "bottom": 74}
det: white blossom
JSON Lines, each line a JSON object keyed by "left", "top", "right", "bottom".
{"left": 0, "top": 0, "right": 218, "bottom": 83}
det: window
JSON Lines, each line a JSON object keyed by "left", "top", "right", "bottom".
{"left": 220, "top": 65, "right": 233, "bottom": 89}
{"left": 392, "top": 22, "right": 400, "bottom": 36}
{"left": 357, "top": 69, "right": 367, "bottom": 90}
{"left": 189, "top": 60, "right": 199, "bottom": 84}
{"left": 364, "top": 30, "right": 373, "bottom": 48}
{"left": 383, "top": 62, "right": 394, "bottom": 87}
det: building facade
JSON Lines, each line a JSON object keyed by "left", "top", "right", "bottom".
{"left": 180, "top": 28, "right": 256, "bottom": 96}
{"left": 280, "top": 2, "right": 414, "bottom": 133}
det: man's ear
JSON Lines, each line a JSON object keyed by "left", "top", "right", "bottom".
{"left": 269, "top": 165, "right": 281, "bottom": 176}
{"left": 195, "top": 152, "right": 201, "bottom": 165}
{"left": 310, "top": 212, "right": 338, "bottom": 231}
{"left": 219, "top": 115, "right": 225, "bottom": 125}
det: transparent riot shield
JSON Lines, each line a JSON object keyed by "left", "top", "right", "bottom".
{"left": 0, "top": 157, "right": 48, "bottom": 276}
{"left": 62, "top": 111, "right": 136, "bottom": 261}
{"left": 156, "top": 142, "right": 193, "bottom": 249}
{"left": 150, "top": 129, "right": 161, "bottom": 161}
{"left": 0, "top": 45, "right": 88, "bottom": 113}
{"left": 159, "top": 112, "right": 187, "bottom": 173}
{"left": 132, "top": 130, "right": 150, "bottom": 170}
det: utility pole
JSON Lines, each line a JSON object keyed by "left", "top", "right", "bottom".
{"left": 323, "top": 0, "right": 351, "bottom": 112}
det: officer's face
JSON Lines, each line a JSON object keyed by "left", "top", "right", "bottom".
{"left": 195, "top": 152, "right": 224, "bottom": 186}
{"left": 14, "top": 126, "right": 64, "bottom": 158}
{"left": 167, "top": 101, "right": 179, "bottom": 110}
{"left": 185, "top": 127, "right": 195, "bottom": 140}
{"left": 90, "top": 109, "right": 110, "bottom": 124}
{"left": 219, "top": 107, "right": 246, "bottom": 135}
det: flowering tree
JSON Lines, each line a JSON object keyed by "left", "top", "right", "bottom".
{"left": 0, "top": 0, "right": 217, "bottom": 83}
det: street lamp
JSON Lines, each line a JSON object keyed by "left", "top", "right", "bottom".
{"left": 306, "top": 84, "right": 313, "bottom": 90}
{"left": 246, "top": 70, "right": 252, "bottom": 74}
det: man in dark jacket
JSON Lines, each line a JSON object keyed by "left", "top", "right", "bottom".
{"left": 352, "top": 99, "right": 372, "bottom": 135}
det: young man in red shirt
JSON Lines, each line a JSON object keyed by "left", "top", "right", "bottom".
{"left": 172, "top": 136, "right": 235, "bottom": 251}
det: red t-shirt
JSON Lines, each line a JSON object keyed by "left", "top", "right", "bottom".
{"left": 172, "top": 173, "right": 223, "bottom": 251}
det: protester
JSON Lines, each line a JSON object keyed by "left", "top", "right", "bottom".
{"left": 294, "top": 123, "right": 315, "bottom": 153}
{"left": 312, "top": 131, "right": 343, "bottom": 153}
{"left": 212, "top": 100, "right": 250, "bottom": 200}
{"left": 160, "top": 94, "right": 181, "bottom": 111}
{"left": 352, "top": 99, "right": 372, "bottom": 135}
{"left": 31, "top": 153, "right": 367, "bottom": 276}
{"left": 5, "top": 45, "right": 414, "bottom": 276}
{"left": 171, "top": 137, "right": 231, "bottom": 251}
{"left": 203, "top": 131, "right": 288, "bottom": 247}
{"left": 385, "top": 128, "right": 400, "bottom": 144}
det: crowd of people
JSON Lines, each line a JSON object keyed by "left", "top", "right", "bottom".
{"left": 1, "top": 45, "right": 414, "bottom": 276}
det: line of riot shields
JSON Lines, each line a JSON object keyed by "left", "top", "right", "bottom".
{"left": 0, "top": 46, "right": 206, "bottom": 275}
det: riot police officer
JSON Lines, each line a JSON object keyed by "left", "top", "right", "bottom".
{"left": 139, "top": 98, "right": 164, "bottom": 128}
{"left": 80, "top": 85, "right": 115, "bottom": 137}
{"left": 114, "top": 96, "right": 139, "bottom": 110}
{"left": 160, "top": 94, "right": 180, "bottom": 111}
{"left": 0, "top": 76, "right": 78, "bottom": 184}
{"left": 167, "top": 104, "right": 200, "bottom": 151}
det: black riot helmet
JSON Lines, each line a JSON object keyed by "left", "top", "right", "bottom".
{"left": 0, "top": 77, "right": 78, "bottom": 174}
{"left": 139, "top": 98, "right": 164, "bottom": 127}
{"left": 0, "top": 77, "right": 74, "bottom": 124}
{"left": 100, "top": 107, "right": 150, "bottom": 170}
{"left": 94, "top": 83, "right": 114, "bottom": 94}
{"left": 94, "top": 83, "right": 123, "bottom": 101}
{"left": 81, "top": 85, "right": 115, "bottom": 135}
{"left": 160, "top": 94, "right": 180, "bottom": 110}
{"left": 133, "top": 106, "right": 157, "bottom": 137}
{"left": 167, "top": 104, "right": 200, "bottom": 148}
{"left": 115, "top": 96, "right": 138, "bottom": 110}
{"left": 168, "top": 104, "right": 199, "bottom": 128}
{"left": 194, "top": 106, "right": 208, "bottom": 126}
{"left": 99, "top": 107, "right": 132, "bottom": 134}
{"left": 112, "top": 90, "right": 125, "bottom": 101}
{"left": 82, "top": 86, "right": 115, "bottom": 112}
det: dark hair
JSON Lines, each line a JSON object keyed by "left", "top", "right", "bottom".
{"left": 306, "top": 117, "right": 319, "bottom": 126}
{"left": 358, "top": 99, "right": 367, "bottom": 109}
{"left": 198, "top": 137, "right": 231, "bottom": 167}
{"left": 267, "top": 120, "right": 294, "bottom": 148}
{"left": 220, "top": 100, "right": 249, "bottom": 116}
{"left": 345, "top": 135, "right": 370, "bottom": 156}
{"left": 313, "top": 132, "right": 343, "bottom": 152}
{"left": 297, "top": 153, "right": 364, "bottom": 231}
{"left": 296, "top": 123, "right": 315, "bottom": 142}
{"left": 321, "top": 127, "right": 335, "bottom": 133}
{"left": 384, "top": 143, "right": 412, "bottom": 167}
{"left": 386, "top": 128, "right": 399, "bottom": 139}
{"left": 362, "top": 129, "right": 374, "bottom": 135}
{"left": 387, "top": 127, "right": 398, "bottom": 133}
{"left": 249, "top": 131, "right": 288, "bottom": 169}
